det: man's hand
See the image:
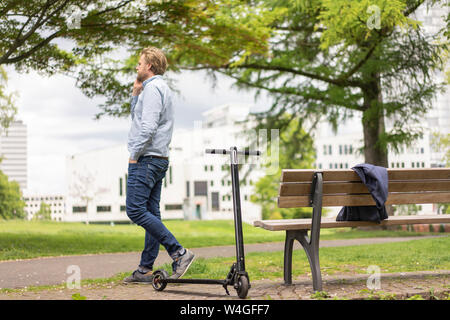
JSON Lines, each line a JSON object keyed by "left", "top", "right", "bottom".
{"left": 132, "top": 79, "right": 143, "bottom": 96}
{"left": 129, "top": 159, "right": 137, "bottom": 163}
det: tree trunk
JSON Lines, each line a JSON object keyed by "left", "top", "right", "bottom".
{"left": 361, "top": 76, "right": 388, "bottom": 167}
{"left": 361, "top": 76, "right": 393, "bottom": 220}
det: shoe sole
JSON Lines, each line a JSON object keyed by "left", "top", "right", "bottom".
{"left": 174, "top": 253, "right": 195, "bottom": 279}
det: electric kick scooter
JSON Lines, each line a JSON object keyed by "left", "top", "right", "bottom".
{"left": 151, "top": 147, "right": 261, "bottom": 299}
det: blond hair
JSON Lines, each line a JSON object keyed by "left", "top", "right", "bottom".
{"left": 140, "top": 47, "right": 168, "bottom": 75}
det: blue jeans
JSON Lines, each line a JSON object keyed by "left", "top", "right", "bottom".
{"left": 126, "top": 156, "right": 183, "bottom": 269}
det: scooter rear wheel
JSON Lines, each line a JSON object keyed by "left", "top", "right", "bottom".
{"left": 152, "top": 270, "right": 169, "bottom": 291}
{"left": 236, "top": 275, "right": 249, "bottom": 299}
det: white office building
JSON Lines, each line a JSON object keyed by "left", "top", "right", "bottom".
{"left": 23, "top": 194, "right": 66, "bottom": 221}
{"left": 64, "top": 103, "right": 265, "bottom": 224}
{"left": 0, "top": 120, "right": 27, "bottom": 190}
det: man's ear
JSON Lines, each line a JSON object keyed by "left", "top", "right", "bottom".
{"left": 147, "top": 64, "right": 152, "bottom": 72}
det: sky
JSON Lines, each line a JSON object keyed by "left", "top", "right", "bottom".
{"left": 4, "top": 66, "right": 272, "bottom": 195}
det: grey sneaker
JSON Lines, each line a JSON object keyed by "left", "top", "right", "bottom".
{"left": 123, "top": 270, "right": 153, "bottom": 284}
{"left": 170, "top": 249, "right": 195, "bottom": 279}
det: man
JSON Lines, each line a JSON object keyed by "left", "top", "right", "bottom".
{"left": 124, "top": 47, "right": 195, "bottom": 283}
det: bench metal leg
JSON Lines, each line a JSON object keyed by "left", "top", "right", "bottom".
{"left": 283, "top": 230, "right": 297, "bottom": 285}
{"left": 283, "top": 172, "right": 323, "bottom": 292}
{"left": 283, "top": 230, "right": 323, "bottom": 292}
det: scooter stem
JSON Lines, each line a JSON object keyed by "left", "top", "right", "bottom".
{"left": 230, "top": 146, "right": 246, "bottom": 273}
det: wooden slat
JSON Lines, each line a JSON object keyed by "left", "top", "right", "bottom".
{"left": 279, "top": 180, "right": 450, "bottom": 196}
{"left": 254, "top": 215, "right": 450, "bottom": 231}
{"left": 281, "top": 168, "right": 450, "bottom": 183}
{"left": 278, "top": 192, "right": 450, "bottom": 208}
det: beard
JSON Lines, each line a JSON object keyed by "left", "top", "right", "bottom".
{"left": 136, "top": 72, "right": 145, "bottom": 83}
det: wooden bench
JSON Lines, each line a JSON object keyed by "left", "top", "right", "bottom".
{"left": 254, "top": 168, "right": 450, "bottom": 292}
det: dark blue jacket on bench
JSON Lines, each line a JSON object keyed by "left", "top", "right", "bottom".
{"left": 336, "top": 163, "right": 389, "bottom": 223}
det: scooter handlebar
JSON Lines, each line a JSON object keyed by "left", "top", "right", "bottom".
{"left": 205, "top": 148, "right": 261, "bottom": 156}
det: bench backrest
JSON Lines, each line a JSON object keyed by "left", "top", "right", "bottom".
{"left": 278, "top": 168, "right": 450, "bottom": 208}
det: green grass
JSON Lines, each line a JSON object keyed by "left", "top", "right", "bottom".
{"left": 160, "top": 236, "right": 450, "bottom": 281}
{"left": 0, "top": 219, "right": 438, "bottom": 261}
{"left": 1, "top": 236, "right": 448, "bottom": 295}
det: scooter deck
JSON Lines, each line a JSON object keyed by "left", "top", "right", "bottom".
{"left": 162, "top": 278, "right": 227, "bottom": 285}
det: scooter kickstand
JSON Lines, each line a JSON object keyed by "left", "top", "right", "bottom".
{"left": 223, "top": 284, "right": 230, "bottom": 296}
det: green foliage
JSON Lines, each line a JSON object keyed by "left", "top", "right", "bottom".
{"left": 33, "top": 202, "right": 52, "bottom": 221}
{"left": 407, "top": 294, "right": 425, "bottom": 300}
{"left": 393, "top": 204, "right": 421, "bottom": 215}
{"left": 0, "top": 0, "right": 279, "bottom": 118}
{"left": 250, "top": 114, "right": 315, "bottom": 219}
{"left": 71, "top": 293, "right": 87, "bottom": 300}
{"left": 202, "top": 0, "right": 449, "bottom": 166}
{"left": 0, "top": 170, "right": 25, "bottom": 220}
{"left": 0, "top": 66, "right": 17, "bottom": 131}
{"left": 317, "top": 0, "right": 417, "bottom": 49}
{"left": 430, "top": 131, "right": 450, "bottom": 166}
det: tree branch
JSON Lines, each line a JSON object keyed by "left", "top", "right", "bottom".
{"left": 186, "top": 62, "right": 364, "bottom": 88}
{"left": 4, "top": 30, "right": 61, "bottom": 64}
{"left": 403, "top": 0, "right": 425, "bottom": 17}
{"left": 219, "top": 70, "right": 364, "bottom": 112}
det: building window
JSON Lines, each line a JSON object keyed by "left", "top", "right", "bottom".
{"left": 328, "top": 145, "right": 332, "bottom": 155}
{"left": 119, "top": 177, "right": 123, "bottom": 196}
{"left": 211, "top": 192, "right": 219, "bottom": 211}
{"left": 97, "top": 206, "right": 111, "bottom": 213}
{"left": 349, "top": 145, "right": 353, "bottom": 154}
{"left": 339, "top": 145, "right": 342, "bottom": 155}
{"left": 169, "top": 166, "right": 172, "bottom": 184}
{"left": 120, "top": 205, "right": 126, "bottom": 212}
{"left": 73, "top": 206, "right": 87, "bottom": 213}
{"left": 323, "top": 145, "right": 327, "bottom": 155}
{"left": 165, "top": 204, "right": 183, "bottom": 210}
{"left": 186, "top": 181, "right": 190, "bottom": 197}
{"left": 194, "top": 181, "right": 208, "bottom": 196}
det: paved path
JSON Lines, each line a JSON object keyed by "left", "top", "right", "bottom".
{"left": 0, "top": 235, "right": 441, "bottom": 290}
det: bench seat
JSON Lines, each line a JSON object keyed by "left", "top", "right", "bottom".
{"left": 254, "top": 215, "right": 450, "bottom": 231}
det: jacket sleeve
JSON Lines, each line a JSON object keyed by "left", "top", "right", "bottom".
{"left": 129, "top": 84, "right": 163, "bottom": 161}
{"left": 130, "top": 95, "right": 138, "bottom": 120}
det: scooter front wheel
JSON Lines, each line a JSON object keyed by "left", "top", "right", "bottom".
{"left": 152, "top": 270, "right": 169, "bottom": 291}
{"left": 236, "top": 275, "right": 249, "bottom": 299}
